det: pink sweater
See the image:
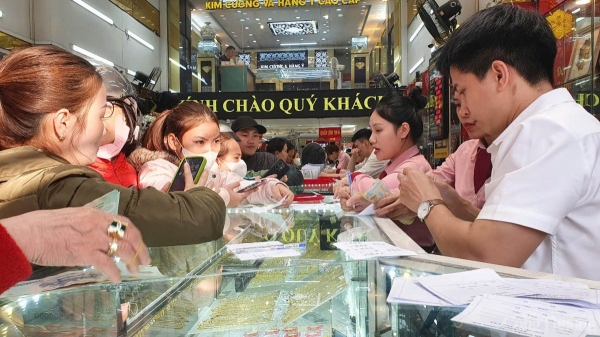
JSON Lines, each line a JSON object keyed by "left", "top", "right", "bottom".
{"left": 353, "top": 145, "right": 434, "bottom": 247}
{"left": 138, "top": 159, "right": 283, "bottom": 207}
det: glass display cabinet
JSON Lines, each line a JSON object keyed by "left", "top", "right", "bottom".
{"left": 1, "top": 204, "right": 599, "bottom": 337}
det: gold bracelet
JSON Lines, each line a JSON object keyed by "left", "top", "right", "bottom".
{"left": 127, "top": 242, "right": 143, "bottom": 265}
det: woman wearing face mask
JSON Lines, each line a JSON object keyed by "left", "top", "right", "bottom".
{"left": 131, "top": 102, "right": 294, "bottom": 208}
{"left": 89, "top": 66, "right": 141, "bottom": 188}
{"left": 0, "top": 46, "right": 226, "bottom": 248}
{"left": 336, "top": 88, "right": 435, "bottom": 251}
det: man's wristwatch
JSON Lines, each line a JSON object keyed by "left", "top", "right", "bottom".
{"left": 417, "top": 199, "right": 447, "bottom": 222}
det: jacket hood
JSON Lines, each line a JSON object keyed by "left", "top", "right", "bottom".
{"left": 127, "top": 148, "right": 179, "bottom": 172}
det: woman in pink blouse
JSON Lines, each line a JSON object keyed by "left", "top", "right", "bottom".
{"left": 338, "top": 88, "right": 435, "bottom": 250}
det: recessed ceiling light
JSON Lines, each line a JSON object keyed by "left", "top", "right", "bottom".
{"left": 338, "top": 13, "right": 343, "bottom": 17}
{"left": 300, "top": 38, "right": 304, "bottom": 41}
{"left": 305, "top": 9, "right": 309, "bottom": 11}
{"left": 237, "top": 10, "right": 241, "bottom": 12}
{"left": 240, "top": 19, "right": 245, "bottom": 21}
{"left": 245, "top": 26, "right": 249, "bottom": 29}
{"left": 243, "top": 12, "right": 247, "bottom": 14}
{"left": 322, "top": 38, "right": 326, "bottom": 40}
{"left": 231, "top": 31, "right": 235, "bottom": 33}
{"left": 345, "top": 47, "right": 348, "bottom": 49}
{"left": 256, "top": 17, "right": 260, "bottom": 20}
{"left": 362, "top": 5, "right": 366, "bottom": 7}
{"left": 323, "top": 15, "right": 329, "bottom": 19}
{"left": 247, "top": 45, "right": 250, "bottom": 47}
{"left": 220, "top": 14, "right": 224, "bottom": 17}
{"left": 336, "top": 8, "right": 342, "bottom": 11}
{"left": 268, "top": 17, "right": 272, "bottom": 20}
{"left": 260, "top": 24, "right": 264, "bottom": 29}
{"left": 276, "top": 39, "right": 280, "bottom": 41}
{"left": 296, "top": 16, "right": 300, "bottom": 19}
{"left": 249, "top": 33, "right": 253, "bottom": 36}
{"left": 323, "top": 31, "right": 327, "bottom": 34}
{"left": 253, "top": 40, "right": 257, "bottom": 42}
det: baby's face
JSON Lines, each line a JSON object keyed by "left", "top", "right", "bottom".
{"left": 221, "top": 138, "right": 242, "bottom": 162}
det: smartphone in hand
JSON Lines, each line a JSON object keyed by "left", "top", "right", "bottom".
{"left": 167, "top": 156, "right": 207, "bottom": 192}
{"left": 263, "top": 159, "right": 290, "bottom": 180}
{"left": 237, "top": 179, "right": 268, "bottom": 193}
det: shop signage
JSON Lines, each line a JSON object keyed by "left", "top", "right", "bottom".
{"left": 257, "top": 51, "right": 308, "bottom": 69}
{"left": 433, "top": 140, "right": 449, "bottom": 159}
{"left": 319, "top": 127, "right": 342, "bottom": 141}
{"left": 205, "top": 0, "right": 360, "bottom": 10}
{"left": 174, "top": 88, "right": 386, "bottom": 119}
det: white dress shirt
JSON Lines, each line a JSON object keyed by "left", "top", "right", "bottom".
{"left": 477, "top": 88, "right": 600, "bottom": 281}
{"left": 356, "top": 151, "right": 389, "bottom": 178}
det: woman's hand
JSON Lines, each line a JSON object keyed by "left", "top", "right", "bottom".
{"left": 333, "top": 177, "right": 349, "bottom": 198}
{"left": 223, "top": 182, "right": 254, "bottom": 208}
{"left": 374, "top": 194, "right": 417, "bottom": 222}
{"left": 183, "top": 163, "right": 210, "bottom": 191}
{"left": 271, "top": 184, "right": 294, "bottom": 208}
{"left": 398, "top": 168, "right": 442, "bottom": 212}
{"left": 345, "top": 193, "right": 371, "bottom": 213}
{"left": 2, "top": 208, "right": 151, "bottom": 283}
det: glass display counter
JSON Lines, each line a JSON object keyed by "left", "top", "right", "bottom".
{"left": 1, "top": 203, "right": 600, "bottom": 337}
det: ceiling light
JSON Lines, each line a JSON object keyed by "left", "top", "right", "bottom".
{"left": 253, "top": 40, "right": 257, "bottom": 42}
{"left": 280, "top": 42, "right": 318, "bottom": 46}
{"left": 72, "top": 0, "right": 113, "bottom": 25}
{"left": 260, "top": 24, "right": 264, "bottom": 29}
{"left": 268, "top": 17, "right": 272, "bottom": 20}
{"left": 276, "top": 39, "right": 280, "bottom": 41}
{"left": 576, "top": 17, "right": 585, "bottom": 22}
{"left": 237, "top": 10, "right": 241, "bottom": 12}
{"left": 240, "top": 19, "right": 245, "bottom": 21}
{"left": 575, "top": 0, "right": 590, "bottom": 4}
{"left": 126, "top": 29, "right": 154, "bottom": 50}
{"left": 409, "top": 22, "right": 424, "bottom": 42}
{"left": 572, "top": 8, "right": 581, "bottom": 14}
{"left": 338, "top": 13, "right": 343, "bottom": 17}
{"left": 249, "top": 33, "right": 253, "bottom": 36}
{"left": 247, "top": 45, "right": 250, "bottom": 47}
{"left": 243, "top": 12, "right": 247, "bottom": 14}
{"left": 0, "top": 10, "right": 3, "bottom": 18}
{"left": 322, "top": 38, "right": 326, "bottom": 40}
{"left": 409, "top": 57, "right": 424, "bottom": 74}
{"left": 245, "top": 26, "right": 249, "bottom": 29}
{"left": 300, "top": 38, "right": 304, "bottom": 41}
{"left": 362, "top": 4, "right": 366, "bottom": 7}
{"left": 72, "top": 45, "right": 114, "bottom": 66}
{"left": 323, "top": 15, "right": 329, "bottom": 19}
{"left": 256, "top": 18, "right": 260, "bottom": 20}
{"left": 220, "top": 14, "right": 225, "bottom": 17}
{"left": 323, "top": 31, "right": 327, "bottom": 34}
{"left": 336, "top": 8, "right": 342, "bottom": 11}
{"left": 345, "top": 47, "right": 348, "bottom": 49}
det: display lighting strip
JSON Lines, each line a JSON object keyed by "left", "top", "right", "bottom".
{"left": 409, "top": 57, "right": 424, "bottom": 74}
{"left": 127, "top": 69, "right": 136, "bottom": 76}
{"left": 72, "top": 45, "right": 114, "bottom": 67}
{"left": 72, "top": 0, "right": 113, "bottom": 25}
{"left": 409, "top": 22, "right": 424, "bottom": 43}
{"left": 126, "top": 29, "right": 154, "bottom": 50}
{"left": 169, "top": 58, "right": 186, "bottom": 71}
{"left": 280, "top": 42, "right": 317, "bottom": 46}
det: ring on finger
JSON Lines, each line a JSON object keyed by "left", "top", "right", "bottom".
{"left": 108, "top": 220, "right": 127, "bottom": 240}
{"left": 108, "top": 238, "right": 119, "bottom": 256}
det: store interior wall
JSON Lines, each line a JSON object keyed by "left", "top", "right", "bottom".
{"left": 0, "top": 0, "right": 166, "bottom": 92}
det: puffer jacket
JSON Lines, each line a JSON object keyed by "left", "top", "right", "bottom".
{"left": 0, "top": 146, "right": 226, "bottom": 247}
{"left": 89, "top": 152, "right": 138, "bottom": 188}
{"left": 129, "top": 148, "right": 286, "bottom": 207}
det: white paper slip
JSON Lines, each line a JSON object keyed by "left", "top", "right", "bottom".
{"left": 387, "top": 277, "right": 455, "bottom": 307}
{"left": 84, "top": 190, "right": 120, "bottom": 214}
{"left": 357, "top": 204, "right": 375, "bottom": 216}
{"left": 502, "top": 279, "right": 600, "bottom": 308}
{"left": 227, "top": 241, "right": 284, "bottom": 251}
{"left": 234, "top": 249, "right": 301, "bottom": 261}
{"left": 417, "top": 269, "right": 535, "bottom": 306}
{"left": 333, "top": 241, "right": 417, "bottom": 260}
{"left": 451, "top": 295, "right": 600, "bottom": 337}
{"left": 245, "top": 195, "right": 288, "bottom": 213}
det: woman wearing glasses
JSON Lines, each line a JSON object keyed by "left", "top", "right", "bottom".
{"left": 89, "top": 66, "right": 142, "bottom": 188}
{"left": 0, "top": 46, "right": 226, "bottom": 249}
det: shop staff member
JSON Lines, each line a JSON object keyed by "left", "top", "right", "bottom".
{"left": 325, "top": 144, "right": 350, "bottom": 171}
{"left": 347, "top": 128, "right": 388, "bottom": 178}
{"left": 398, "top": 5, "right": 600, "bottom": 281}
{"left": 232, "top": 116, "right": 279, "bottom": 172}
{"left": 219, "top": 46, "right": 236, "bottom": 64}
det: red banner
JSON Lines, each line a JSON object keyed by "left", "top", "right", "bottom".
{"left": 318, "top": 127, "right": 342, "bottom": 141}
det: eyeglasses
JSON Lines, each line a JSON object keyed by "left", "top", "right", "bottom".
{"left": 103, "top": 102, "right": 115, "bottom": 120}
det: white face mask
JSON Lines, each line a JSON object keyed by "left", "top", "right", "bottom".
{"left": 224, "top": 160, "right": 247, "bottom": 178}
{"left": 97, "top": 116, "right": 130, "bottom": 160}
{"left": 293, "top": 158, "right": 301, "bottom": 166}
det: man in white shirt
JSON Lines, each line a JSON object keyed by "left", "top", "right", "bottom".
{"left": 397, "top": 5, "right": 600, "bottom": 281}
{"left": 348, "top": 128, "right": 388, "bottom": 178}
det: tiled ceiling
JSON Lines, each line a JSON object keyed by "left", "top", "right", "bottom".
{"left": 190, "top": 0, "right": 388, "bottom": 51}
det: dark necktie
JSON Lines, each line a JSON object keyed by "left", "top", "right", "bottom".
{"left": 473, "top": 148, "right": 492, "bottom": 194}
{"left": 379, "top": 170, "right": 388, "bottom": 179}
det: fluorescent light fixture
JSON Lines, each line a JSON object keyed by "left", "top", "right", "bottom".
{"left": 409, "top": 22, "right": 424, "bottom": 43}
{"left": 72, "top": 45, "right": 114, "bottom": 66}
{"left": 169, "top": 58, "right": 186, "bottom": 71}
{"left": 572, "top": 8, "right": 581, "bottom": 14}
{"left": 72, "top": 0, "right": 113, "bottom": 25}
{"left": 126, "top": 29, "right": 154, "bottom": 50}
{"left": 342, "top": 125, "right": 355, "bottom": 129}
{"left": 576, "top": 17, "right": 585, "bottom": 22}
{"left": 192, "top": 72, "right": 200, "bottom": 80}
{"left": 409, "top": 57, "right": 424, "bottom": 74}
{"left": 127, "top": 69, "right": 136, "bottom": 76}
{"left": 280, "top": 42, "right": 317, "bottom": 46}
{"left": 0, "top": 10, "right": 3, "bottom": 18}
{"left": 575, "top": 0, "right": 590, "bottom": 4}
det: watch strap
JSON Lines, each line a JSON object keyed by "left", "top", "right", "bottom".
{"left": 423, "top": 199, "right": 447, "bottom": 221}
